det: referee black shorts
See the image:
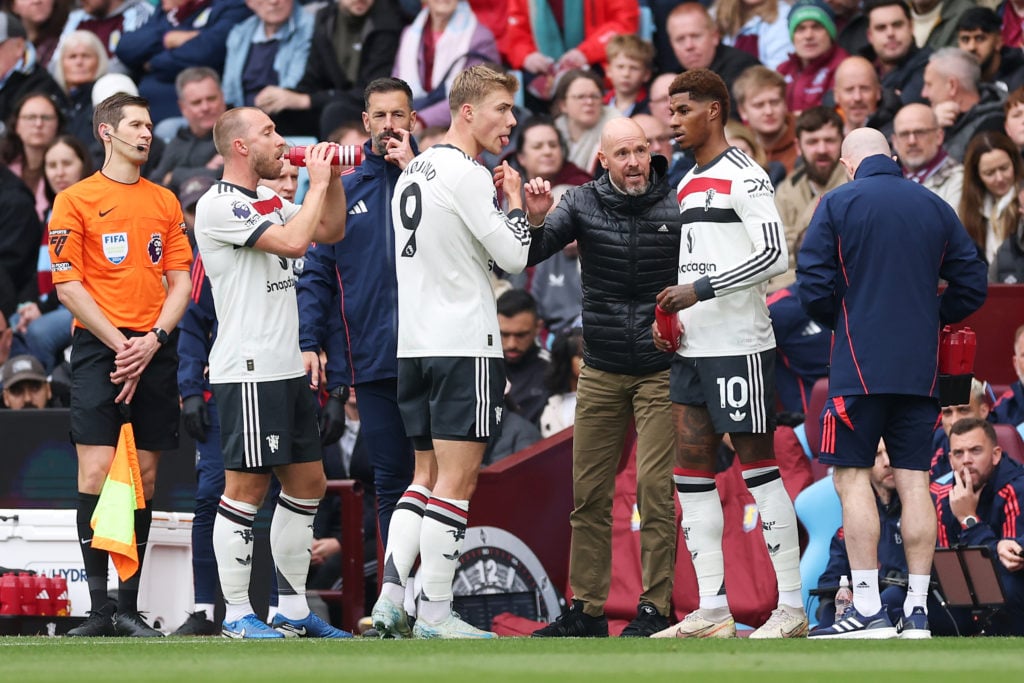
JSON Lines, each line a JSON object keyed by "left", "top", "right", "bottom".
{"left": 69, "top": 327, "right": 180, "bottom": 451}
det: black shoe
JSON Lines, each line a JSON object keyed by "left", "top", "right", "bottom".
{"left": 170, "top": 610, "right": 219, "bottom": 636}
{"left": 113, "top": 611, "right": 165, "bottom": 637}
{"left": 532, "top": 601, "right": 608, "bottom": 637}
{"left": 67, "top": 604, "right": 117, "bottom": 637}
{"left": 619, "top": 602, "right": 670, "bottom": 637}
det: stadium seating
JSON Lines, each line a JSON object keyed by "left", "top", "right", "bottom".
{"left": 794, "top": 475, "right": 840, "bottom": 626}
{"left": 995, "top": 423, "right": 1024, "bottom": 465}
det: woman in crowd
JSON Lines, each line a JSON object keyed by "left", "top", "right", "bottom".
{"left": 512, "top": 115, "right": 592, "bottom": 187}
{"left": 715, "top": 0, "right": 792, "bottom": 70}
{"left": 990, "top": 188, "right": 1024, "bottom": 284}
{"left": 726, "top": 118, "right": 786, "bottom": 186}
{"left": 50, "top": 30, "right": 108, "bottom": 148}
{"left": 0, "top": 91, "right": 64, "bottom": 222}
{"left": 552, "top": 70, "right": 621, "bottom": 177}
{"left": 393, "top": 0, "right": 498, "bottom": 130}
{"left": 539, "top": 327, "right": 584, "bottom": 438}
{"left": 10, "top": 134, "right": 91, "bottom": 371}
{"left": 3, "top": 0, "right": 70, "bottom": 68}
{"left": 959, "top": 131, "right": 1023, "bottom": 265}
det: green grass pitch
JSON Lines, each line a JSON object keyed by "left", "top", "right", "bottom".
{"left": 1, "top": 637, "right": 1022, "bottom": 683}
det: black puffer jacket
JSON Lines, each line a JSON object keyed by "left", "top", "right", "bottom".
{"left": 527, "top": 156, "right": 682, "bottom": 375}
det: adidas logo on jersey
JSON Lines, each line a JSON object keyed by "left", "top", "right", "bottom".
{"left": 729, "top": 410, "right": 746, "bottom": 422}
{"left": 801, "top": 321, "right": 823, "bottom": 336}
{"left": 658, "top": 224, "right": 669, "bottom": 232}
{"left": 347, "top": 200, "right": 368, "bottom": 215}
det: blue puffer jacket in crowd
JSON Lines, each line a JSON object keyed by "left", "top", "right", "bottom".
{"left": 797, "top": 155, "right": 988, "bottom": 398}
{"left": 116, "top": 0, "right": 253, "bottom": 121}
{"left": 297, "top": 140, "right": 414, "bottom": 390}
{"left": 177, "top": 253, "right": 216, "bottom": 401}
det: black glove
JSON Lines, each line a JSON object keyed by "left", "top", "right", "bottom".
{"left": 182, "top": 395, "right": 210, "bottom": 443}
{"left": 319, "top": 387, "right": 348, "bottom": 446}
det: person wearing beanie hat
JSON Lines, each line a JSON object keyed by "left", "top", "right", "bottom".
{"left": 789, "top": 0, "right": 838, "bottom": 41}
{"left": 778, "top": 0, "right": 849, "bottom": 112}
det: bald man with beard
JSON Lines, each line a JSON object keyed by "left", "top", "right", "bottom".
{"left": 523, "top": 117, "right": 682, "bottom": 638}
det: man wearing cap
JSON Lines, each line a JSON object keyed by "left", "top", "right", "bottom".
{"left": 1, "top": 354, "right": 53, "bottom": 409}
{"left": 779, "top": 0, "right": 850, "bottom": 113}
{"left": 0, "top": 11, "right": 65, "bottom": 125}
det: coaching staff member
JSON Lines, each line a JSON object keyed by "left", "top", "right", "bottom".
{"left": 50, "top": 93, "right": 193, "bottom": 637}
{"left": 800, "top": 128, "right": 987, "bottom": 639}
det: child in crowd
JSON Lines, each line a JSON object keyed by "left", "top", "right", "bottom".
{"left": 604, "top": 34, "right": 654, "bottom": 116}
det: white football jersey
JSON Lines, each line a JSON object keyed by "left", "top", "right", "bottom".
{"left": 391, "top": 144, "right": 531, "bottom": 358}
{"left": 674, "top": 147, "right": 788, "bottom": 357}
{"left": 194, "top": 182, "right": 304, "bottom": 383}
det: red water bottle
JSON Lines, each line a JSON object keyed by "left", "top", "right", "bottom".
{"left": 18, "top": 573, "right": 36, "bottom": 616}
{"left": 51, "top": 576, "right": 70, "bottom": 617}
{"left": 948, "top": 330, "right": 963, "bottom": 377}
{"left": 960, "top": 327, "right": 977, "bottom": 374}
{"left": 655, "top": 305, "right": 681, "bottom": 353}
{"left": 34, "top": 575, "right": 52, "bottom": 616}
{"left": 939, "top": 325, "right": 953, "bottom": 374}
{"left": 285, "top": 144, "right": 362, "bottom": 167}
{"left": 0, "top": 573, "right": 20, "bottom": 615}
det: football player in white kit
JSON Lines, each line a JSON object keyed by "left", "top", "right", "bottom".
{"left": 370, "top": 65, "right": 533, "bottom": 639}
{"left": 651, "top": 69, "right": 807, "bottom": 640}
{"left": 194, "top": 108, "right": 350, "bottom": 639}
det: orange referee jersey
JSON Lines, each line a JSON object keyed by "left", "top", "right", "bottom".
{"left": 48, "top": 172, "right": 193, "bottom": 331}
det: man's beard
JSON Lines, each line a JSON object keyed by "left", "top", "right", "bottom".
{"left": 805, "top": 157, "right": 839, "bottom": 186}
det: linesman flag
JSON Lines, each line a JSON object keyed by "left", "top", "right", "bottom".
{"left": 90, "top": 422, "right": 147, "bottom": 581}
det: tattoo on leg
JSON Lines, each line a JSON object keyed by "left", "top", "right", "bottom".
{"left": 673, "top": 404, "right": 719, "bottom": 471}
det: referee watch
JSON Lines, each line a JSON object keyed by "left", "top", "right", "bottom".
{"left": 150, "top": 327, "right": 169, "bottom": 345}
{"left": 960, "top": 515, "right": 979, "bottom": 530}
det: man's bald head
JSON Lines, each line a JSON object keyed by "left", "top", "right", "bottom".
{"left": 600, "top": 116, "right": 647, "bottom": 153}
{"left": 840, "top": 127, "right": 891, "bottom": 177}
{"left": 835, "top": 56, "right": 879, "bottom": 87}
{"left": 833, "top": 56, "right": 882, "bottom": 131}
{"left": 598, "top": 117, "right": 652, "bottom": 196}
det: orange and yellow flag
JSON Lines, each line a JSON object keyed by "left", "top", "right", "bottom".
{"left": 90, "top": 422, "right": 147, "bottom": 581}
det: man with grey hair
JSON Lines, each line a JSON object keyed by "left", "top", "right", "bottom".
{"left": 921, "top": 46, "right": 1006, "bottom": 161}
{"left": 148, "top": 67, "right": 227, "bottom": 191}
{"left": 799, "top": 127, "right": 987, "bottom": 638}
{"left": 891, "top": 102, "right": 963, "bottom": 209}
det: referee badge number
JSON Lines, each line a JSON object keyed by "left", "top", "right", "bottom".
{"left": 102, "top": 232, "right": 128, "bottom": 264}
